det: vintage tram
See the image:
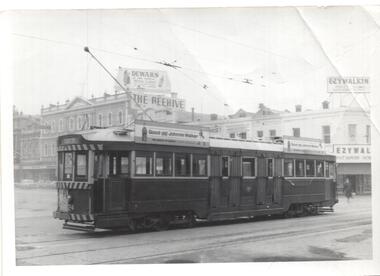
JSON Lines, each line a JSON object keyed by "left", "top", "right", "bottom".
{"left": 53, "top": 120, "right": 338, "bottom": 231}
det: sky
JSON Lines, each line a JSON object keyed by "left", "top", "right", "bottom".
{"left": 9, "top": 6, "right": 380, "bottom": 115}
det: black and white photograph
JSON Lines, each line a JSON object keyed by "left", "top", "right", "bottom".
{"left": 1, "top": 2, "right": 380, "bottom": 276}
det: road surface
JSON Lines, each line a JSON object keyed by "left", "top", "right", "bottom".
{"left": 15, "top": 187, "right": 372, "bottom": 265}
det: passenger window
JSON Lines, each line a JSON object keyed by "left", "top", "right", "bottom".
{"left": 63, "top": 152, "right": 73, "bottom": 181}
{"left": 328, "top": 162, "right": 336, "bottom": 178}
{"left": 109, "top": 153, "right": 129, "bottom": 176}
{"left": 175, "top": 153, "right": 190, "bottom": 176}
{"left": 242, "top": 157, "right": 255, "bottom": 177}
{"left": 295, "top": 160, "right": 305, "bottom": 177}
{"left": 267, "top": 158, "right": 273, "bottom": 177}
{"left": 305, "top": 160, "right": 315, "bottom": 177}
{"left": 222, "top": 156, "right": 230, "bottom": 177}
{"left": 75, "top": 151, "right": 88, "bottom": 180}
{"left": 94, "top": 153, "right": 104, "bottom": 178}
{"left": 316, "top": 161, "right": 324, "bottom": 177}
{"left": 135, "top": 151, "right": 153, "bottom": 175}
{"left": 325, "top": 161, "right": 330, "bottom": 177}
{"left": 156, "top": 152, "right": 172, "bottom": 176}
{"left": 193, "top": 154, "right": 207, "bottom": 176}
{"left": 110, "top": 155, "right": 117, "bottom": 175}
{"left": 120, "top": 156, "right": 129, "bottom": 174}
{"left": 284, "top": 159, "right": 294, "bottom": 177}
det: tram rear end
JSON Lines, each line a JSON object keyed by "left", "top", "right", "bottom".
{"left": 53, "top": 135, "right": 101, "bottom": 231}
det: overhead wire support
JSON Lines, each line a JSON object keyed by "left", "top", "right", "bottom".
{"left": 84, "top": 46, "right": 154, "bottom": 122}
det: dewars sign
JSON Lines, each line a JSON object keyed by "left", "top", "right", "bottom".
{"left": 116, "top": 67, "right": 171, "bottom": 93}
{"left": 332, "top": 144, "right": 371, "bottom": 163}
{"left": 134, "top": 120, "right": 209, "bottom": 147}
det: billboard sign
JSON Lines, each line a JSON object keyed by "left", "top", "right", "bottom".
{"left": 116, "top": 67, "right": 171, "bottom": 93}
{"left": 327, "top": 76, "right": 370, "bottom": 93}
{"left": 283, "top": 136, "right": 325, "bottom": 154}
{"left": 134, "top": 120, "right": 209, "bottom": 147}
{"left": 331, "top": 144, "right": 371, "bottom": 163}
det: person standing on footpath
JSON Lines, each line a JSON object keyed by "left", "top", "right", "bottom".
{"left": 343, "top": 177, "right": 353, "bottom": 203}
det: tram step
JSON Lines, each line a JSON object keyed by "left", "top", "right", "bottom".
{"left": 317, "top": 207, "right": 334, "bottom": 212}
{"left": 63, "top": 222, "right": 96, "bottom": 232}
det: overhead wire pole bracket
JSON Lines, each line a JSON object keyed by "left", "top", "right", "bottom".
{"left": 84, "top": 46, "right": 154, "bottom": 121}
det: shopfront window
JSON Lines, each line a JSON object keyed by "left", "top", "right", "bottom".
{"left": 193, "top": 154, "right": 207, "bottom": 176}
{"left": 155, "top": 152, "right": 172, "bottom": 176}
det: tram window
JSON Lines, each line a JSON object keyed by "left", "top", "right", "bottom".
{"left": 175, "top": 153, "right": 190, "bottom": 176}
{"left": 267, "top": 159, "right": 273, "bottom": 177}
{"left": 110, "top": 155, "right": 117, "bottom": 175}
{"left": 94, "top": 153, "right": 104, "bottom": 177}
{"left": 135, "top": 151, "right": 153, "bottom": 176}
{"left": 193, "top": 154, "right": 207, "bottom": 176}
{"left": 120, "top": 156, "right": 129, "bottom": 174}
{"left": 295, "top": 160, "right": 305, "bottom": 177}
{"left": 75, "top": 152, "right": 88, "bottom": 180}
{"left": 63, "top": 152, "right": 73, "bottom": 181}
{"left": 156, "top": 152, "right": 173, "bottom": 176}
{"left": 284, "top": 159, "right": 294, "bottom": 177}
{"left": 222, "top": 156, "right": 230, "bottom": 177}
{"left": 242, "top": 157, "right": 255, "bottom": 177}
{"left": 316, "top": 161, "right": 324, "bottom": 177}
{"left": 305, "top": 160, "right": 315, "bottom": 177}
{"left": 328, "top": 162, "right": 336, "bottom": 178}
{"left": 325, "top": 161, "right": 329, "bottom": 177}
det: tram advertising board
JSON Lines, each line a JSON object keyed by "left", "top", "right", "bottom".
{"left": 283, "top": 136, "right": 325, "bottom": 154}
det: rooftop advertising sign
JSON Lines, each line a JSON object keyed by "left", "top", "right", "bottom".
{"left": 283, "top": 136, "right": 325, "bottom": 154}
{"left": 327, "top": 76, "right": 370, "bottom": 93}
{"left": 134, "top": 121, "right": 209, "bottom": 147}
{"left": 115, "top": 67, "right": 171, "bottom": 93}
{"left": 130, "top": 93, "right": 185, "bottom": 111}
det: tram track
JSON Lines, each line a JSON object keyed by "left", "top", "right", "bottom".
{"left": 17, "top": 215, "right": 371, "bottom": 264}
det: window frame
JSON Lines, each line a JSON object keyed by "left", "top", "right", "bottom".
{"left": 75, "top": 151, "right": 88, "bottom": 181}
{"left": 155, "top": 152, "right": 173, "bottom": 177}
{"left": 175, "top": 153, "right": 191, "bottom": 177}
{"left": 242, "top": 156, "right": 256, "bottom": 178}
{"left": 135, "top": 151, "right": 153, "bottom": 176}
{"left": 192, "top": 154, "right": 208, "bottom": 177}
{"left": 284, "top": 158, "right": 294, "bottom": 177}
{"left": 221, "top": 156, "right": 230, "bottom": 177}
{"left": 63, "top": 151, "right": 74, "bottom": 181}
{"left": 305, "top": 159, "right": 316, "bottom": 177}
{"left": 266, "top": 158, "right": 274, "bottom": 177}
{"left": 295, "top": 159, "right": 305, "bottom": 177}
{"left": 316, "top": 160, "right": 324, "bottom": 177}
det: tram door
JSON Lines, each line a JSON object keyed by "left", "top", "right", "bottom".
{"left": 256, "top": 158, "right": 282, "bottom": 207}
{"left": 105, "top": 152, "right": 130, "bottom": 212}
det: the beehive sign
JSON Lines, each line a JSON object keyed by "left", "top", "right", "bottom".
{"left": 115, "top": 67, "right": 171, "bottom": 93}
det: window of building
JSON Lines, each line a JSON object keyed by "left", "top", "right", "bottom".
{"left": 229, "top": 133, "right": 235, "bottom": 138}
{"left": 59, "top": 119, "right": 63, "bottom": 132}
{"left": 293, "top": 128, "right": 300, "bottom": 137}
{"left": 242, "top": 157, "right": 255, "bottom": 177}
{"left": 267, "top": 158, "right": 273, "bottom": 177}
{"left": 284, "top": 159, "right": 294, "bottom": 177}
{"left": 175, "top": 153, "right": 191, "bottom": 176}
{"left": 295, "top": 159, "right": 305, "bottom": 177}
{"left": 316, "top": 160, "right": 324, "bottom": 177}
{"left": 118, "top": 111, "right": 123, "bottom": 124}
{"left": 222, "top": 156, "right": 230, "bottom": 177}
{"left": 366, "top": 125, "right": 371, "bottom": 144}
{"left": 269, "top": 129, "right": 276, "bottom": 138}
{"left": 239, "top": 132, "right": 247, "bottom": 139}
{"left": 51, "top": 121, "right": 55, "bottom": 133}
{"left": 63, "top": 152, "right": 73, "bottom": 180}
{"left": 322, "top": 125, "right": 331, "bottom": 144}
{"left": 257, "top": 130, "right": 263, "bottom": 138}
{"left": 305, "top": 160, "right": 315, "bottom": 177}
{"left": 193, "top": 154, "right": 207, "bottom": 176}
{"left": 348, "top": 124, "right": 357, "bottom": 139}
{"left": 155, "top": 152, "right": 172, "bottom": 176}
{"left": 108, "top": 112, "right": 112, "bottom": 126}
{"left": 69, "top": 118, "right": 74, "bottom": 131}
{"left": 77, "top": 117, "right": 82, "bottom": 130}
{"left": 98, "top": 114, "right": 103, "bottom": 127}
{"left": 75, "top": 152, "right": 87, "bottom": 180}
{"left": 44, "top": 143, "right": 48, "bottom": 156}
{"left": 135, "top": 151, "right": 153, "bottom": 175}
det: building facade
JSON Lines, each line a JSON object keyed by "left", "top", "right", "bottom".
{"left": 195, "top": 102, "right": 371, "bottom": 194}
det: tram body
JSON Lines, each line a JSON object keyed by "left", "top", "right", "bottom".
{"left": 53, "top": 120, "right": 338, "bottom": 231}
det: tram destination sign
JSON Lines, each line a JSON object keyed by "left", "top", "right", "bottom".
{"left": 283, "top": 136, "right": 325, "bottom": 154}
{"left": 134, "top": 121, "right": 210, "bottom": 147}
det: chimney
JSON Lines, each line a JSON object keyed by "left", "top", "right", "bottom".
{"left": 210, "top": 113, "right": 218, "bottom": 121}
{"left": 191, "top": 107, "right": 195, "bottom": 122}
{"left": 322, "top": 101, "right": 329, "bottom": 110}
{"left": 295, "top": 105, "right": 302, "bottom": 112}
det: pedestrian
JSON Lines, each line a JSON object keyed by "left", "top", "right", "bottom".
{"left": 343, "top": 177, "right": 353, "bottom": 203}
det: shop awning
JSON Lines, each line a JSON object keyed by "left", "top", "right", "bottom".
{"left": 336, "top": 163, "right": 371, "bottom": 175}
